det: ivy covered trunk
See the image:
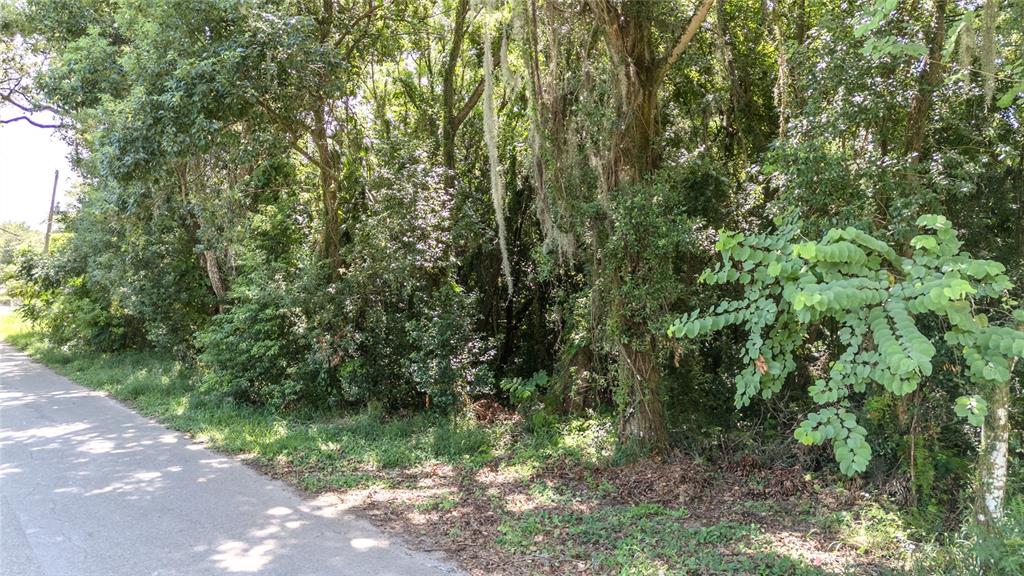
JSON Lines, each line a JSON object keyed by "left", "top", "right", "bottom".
{"left": 978, "top": 371, "right": 1012, "bottom": 526}
{"left": 617, "top": 334, "right": 668, "bottom": 451}
{"left": 590, "top": 0, "right": 714, "bottom": 453}
{"left": 593, "top": 2, "right": 667, "bottom": 453}
{"left": 609, "top": 79, "right": 663, "bottom": 434}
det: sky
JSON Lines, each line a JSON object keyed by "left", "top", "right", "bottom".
{"left": 0, "top": 104, "right": 79, "bottom": 230}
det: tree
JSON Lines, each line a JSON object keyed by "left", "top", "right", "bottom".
{"left": 7, "top": 0, "right": 1024, "bottom": 539}
{"left": 0, "top": 28, "right": 65, "bottom": 128}
{"left": 584, "top": 0, "right": 717, "bottom": 452}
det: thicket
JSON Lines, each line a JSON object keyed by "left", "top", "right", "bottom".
{"left": 2, "top": 0, "right": 1023, "bottom": 564}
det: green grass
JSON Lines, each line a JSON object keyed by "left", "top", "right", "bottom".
{"left": 0, "top": 309, "right": 30, "bottom": 340}
{"left": 497, "top": 504, "right": 830, "bottom": 575}
{"left": 823, "top": 502, "right": 913, "bottom": 559}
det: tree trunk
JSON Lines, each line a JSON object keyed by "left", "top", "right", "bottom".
{"left": 977, "top": 369, "right": 1012, "bottom": 526}
{"left": 606, "top": 73, "right": 667, "bottom": 452}
{"left": 769, "top": 0, "right": 791, "bottom": 137}
{"left": 173, "top": 161, "right": 229, "bottom": 313}
{"left": 715, "top": 1, "right": 742, "bottom": 155}
{"left": 617, "top": 339, "right": 668, "bottom": 451}
{"left": 590, "top": 0, "right": 715, "bottom": 453}
{"left": 441, "top": 0, "right": 471, "bottom": 190}
{"left": 312, "top": 104, "right": 342, "bottom": 274}
{"left": 202, "top": 249, "right": 228, "bottom": 312}
{"left": 904, "top": 0, "right": 947, "bottom": 162}
{"left": 312, "top": 2, "right": 343, "bottom": 275}
{"left": 441, "top": 0, "right": 486, "bottom": 193}
{"left": 586, "top": 0, "right": 715, "bottom": 453}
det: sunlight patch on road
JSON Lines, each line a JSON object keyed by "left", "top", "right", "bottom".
{"left": 0, "top": 463, "right": 21, "bottom": 478}
{"left": 77, "top": 438, "right": 117, "bottom": 454}
{"left": 0, "top": 422, "right": 91, "bottom": 444}
{"left": 211, "top": 539, "right": 277, "bottom": 573}
{"left": 350, "top": 537, "right": 388, "bottom": 551}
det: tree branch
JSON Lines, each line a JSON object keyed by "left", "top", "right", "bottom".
{"left": 2, "top": 89, "right": 62, "bottom": 116}
{"left": 660, "top": 0, "right": 717, "bottom": 72}
{"left": 332, "top": 3, "right": 382, "bottom": 49}
{"left": 587, "top": 0, "right": 627, "bottom": 57}
{"left": 0, "top": 115, "right": 64, "bottom": 129}
{"left": 451, "top": 77, "right": 485, "bottom": 134}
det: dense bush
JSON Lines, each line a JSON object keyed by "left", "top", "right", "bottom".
{"left": 196, "top": 267, "right": 326, "bottom": 408}
{"left": 6, "top": 242, "right": 143, "bottom": 351}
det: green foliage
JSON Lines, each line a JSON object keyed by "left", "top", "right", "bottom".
{"left": 501, "top": 370, "right": 548, "bottom": 407}
{"left": 824, "top": 501, "right": 915, "bottom": 561}
{"left": 670, "top": 214, "right": 1024, "bottom": 475}
{"left": 498, "top": 505, "right": 829, "bottom": 575}
{"left": 7, "top": 242, "right": 144, "bottom": 351}
{"left": 6, "top": 0, "right": 1023, "bottom": 560}
{"left": 854, "top": 0, "right": 927, "bottom": 60}
{"left": 0, "top": 222, "right": 42, "bottom": 273}
{"left": 914, "top": 496, "right": 1024, "bottom": 575}
{"left": 403, "top": 283, "right": 495, "bottom": 411}
{"left": 191, "top": 154, "right": 496, "bottom": 412}
{"left": 0, "top": 320, "right": 618, "bottom": 483}
{"left": 953, "top": 395, "right": 989, "bottom": 427}
{"left": 196, "top": 268, "right": 324, "bottom": 409}
{"left": 600, "top": 158, "right": 727, "bottom": 348}
{"left": 969, "top": 496, "right": 1024, "bottom": 575}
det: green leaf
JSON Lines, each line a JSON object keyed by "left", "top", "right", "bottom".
{"left": 916, "top": 214, "right": 951, "bottom": 230}
{"left": 685, "top": 321, "right": 699, "bottom": 338}
{"left": 942, "top": 279, "right": 975, "bottom": 300}
{"left": 954, "top": 395, "right": 988, "bottom": 427}
{"left": 996, "top": 82, "right": 1023, "bottom": 109}
{"left": 794, "top": 242, "right": 816, "bottom": 259}
{"left": 910, "top": 235, "right": 938, "bottom": 251}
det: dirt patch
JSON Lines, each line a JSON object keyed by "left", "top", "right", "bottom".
{"left": 260, "top": 452, "right": 901, "bottom": 575}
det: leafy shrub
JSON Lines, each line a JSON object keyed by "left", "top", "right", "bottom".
{"left": 670, "top": 213, "right": 1024, "bottom": 475}
{"left": 7, "top": 245, "right": 144, "bottom": 351}
{"left": 501, "top": 370, "right": 549, "bottom": 408}
{"left": 404, "top": 284, "right": 495, "bottom": 411}
{"left": 971, "top": 496, "right": 1024, "bottom": 574}
{"left": 914, "top": 496, "right": 1024, "bottom": 575}
{"left": 196, "top": 268, "right": 327, "bottom": 409}
{"left": 315, "top": 157, "right": 496, "bottom": 411}
{"left": 197, "top": 157, "right": 496, "bottom": 412}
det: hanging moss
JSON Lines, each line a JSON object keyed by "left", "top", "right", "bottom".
{"left": 981, "top": 0, "right": 997, "bottom": 105}
{"left": 482, "top": 0, "right": 514, "bottom": 295}
{"left": 959, "top": 10, "right": 975, "bottom": 80}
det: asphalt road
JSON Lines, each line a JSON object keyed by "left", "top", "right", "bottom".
{"left": 0, "top": 342, "right": 459, "bottom": 576}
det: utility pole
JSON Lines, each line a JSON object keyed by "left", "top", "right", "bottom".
{"left": 43, "top": 169, "right": 58, "bottom": 253}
